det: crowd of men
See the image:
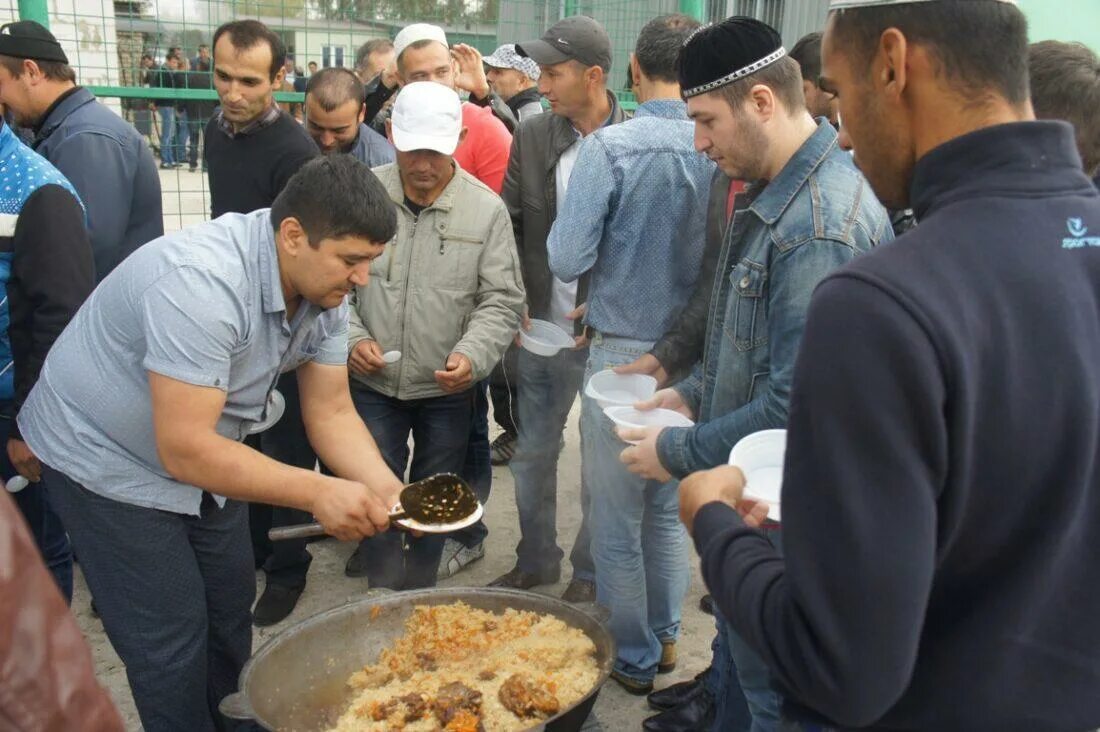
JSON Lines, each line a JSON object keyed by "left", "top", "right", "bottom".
{"left": 1, "top": 0, "right": 1100, "bottom": 730}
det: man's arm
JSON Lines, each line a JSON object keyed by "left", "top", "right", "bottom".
{"left": 692, "top": 274, "right": 944, "bottom": 727}
{"left": 296, "top": 359, "right": 403, "bottom": 504}
{"left": 8, "top": 185, "right": 95, "bottom": 439}
{"left": 451, "top": 206, "right": 526, "bottom": 382}
{"left": 546, "top": 136, "right": 612, "bottom": 283}
{"left": 657, "top": 239, "right": 861, "bottom": 478}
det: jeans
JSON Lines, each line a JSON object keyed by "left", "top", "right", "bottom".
{"left": 188, "top": 117, "right": 204, "bottom": 169}
{"left": 250, "top": 371, "right": 315, "bottom": 589}
{"left": 0, "top": 413, "right": 73, "bottom": 603}
{"left": 158, "top": 106, "right": 176, "bottom": 164}
{"left": 705, "top": 615, "right": 752, "bottom": 732}
{"left": 350, "top": 384, "right": 473, "bottom": 589}
{"left": 581, "top": 335, "right": 690, "bottom": 683}
{"left": 453, "top": 380, "right": 491, "bottom": 548}
{"left": 46, "top": 466, "right": 253, "bottom": 732}
{"left": 488, "top": 344, "right": 520, "bottom": 435}
{"left": 714, "top": 528, "right": 784, "bottom": 732}
{"left": 508, "top": 346, "right": 594, "bottom": 581}
{"left": 174, "top": 108, "right": 190, "bottom": 166}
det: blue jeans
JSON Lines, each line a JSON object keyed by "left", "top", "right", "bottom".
{"left": 508, "top": 346, "right": 594, "bottom": 581}
{"left": 45, "top": 466, "right": 253, "bottom": 732}
{"left": 581, "top": 335, "right": 690, "bottom": 683}
{"left": 350, "top": 384, "right": 473, "bottom": 589}
{"left": 0, "top": 413, "right": 72, "bottom": 603}
{"left": 705, "top": 616, "right": 752, "bottom": 732}
{"left": 453, "top": 380, "right": 491, "bottom": 547}
{"left": 174, "top": 108, "right": 190, "bottom": 165}
{"left": 158, "top": 106, "right": 176, "bottom": 164}
{"left": 713, "top": 528, "right": 784, "bottom": 732}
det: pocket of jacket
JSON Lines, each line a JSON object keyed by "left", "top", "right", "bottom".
{"left": 726, "top": 260, "right": 768, "bottom": 352}
{"left": 435, "top": 233, "right": 483, "bottom": 292}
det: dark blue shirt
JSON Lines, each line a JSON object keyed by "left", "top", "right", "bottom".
{"left": 695, "top": 121, "right": 1100, "bottom": 730}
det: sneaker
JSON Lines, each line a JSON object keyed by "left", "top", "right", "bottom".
{"left": 253, "top": 583, "right": 304, "bottom": 627}
{"left": 489, "top": 432, "right": 517, "bottom": 466}
{"left": 437, "top": 539, "right": 485, "bottom": 580}
{"left": 159, "top": 163, "right": 174, "bottom": 170}
{"left": 561, "top": 578, "right": 597, "bottom": 603}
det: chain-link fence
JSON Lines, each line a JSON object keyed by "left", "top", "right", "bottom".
{"left": 6, "top": 0, "right": 830, "bottom": 230}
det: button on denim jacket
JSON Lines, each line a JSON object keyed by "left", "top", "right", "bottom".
{"left": 658, "top": 122, "right": 894, "bottom": 478}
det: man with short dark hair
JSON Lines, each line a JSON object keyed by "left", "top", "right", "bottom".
{"left": 488, "top": 15, "right": 627, "bottom": 603}
{"left": 548, "top": 13, "right": 715, "bottom": 694}
{"left": 153, "top": 54, "right": 180, "bottom": 168}
{"left": 678, "top": 1, "right": 1100, "bottom": 729}
{"left": 788, "top": 32, "right": 838, "bottom": 125}
{"left": 305, "top": 66, "right": 394, "bottom": 166}
{"left": 1028, "top": 40, "right": 1100, "bottom": 179}
{"left": 205, "top": 18, "right": 323, "bottom": 626}
{"left": 0, "top": 21, "right": 163, "bottom": 282}
{"left": 19, "top": 155, "right": 404, "bottom": 731}
{"left": 307, "top": 59, "right": 318, "bottom": 75}
{"left": 192, "top": 43, "right": 209, "bottom": 69}
{"left": 183, "top": 55, "right": 215, "bottom": 172}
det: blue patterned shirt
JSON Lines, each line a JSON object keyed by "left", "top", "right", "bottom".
{"left": 546, "top": 99, "right": 715, "bottom": 340}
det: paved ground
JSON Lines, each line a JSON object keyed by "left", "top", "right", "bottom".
{"left": 74, "top": 171, "right": 714, "bottom": 730}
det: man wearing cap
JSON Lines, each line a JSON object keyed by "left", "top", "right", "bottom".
{"left": 677, "top": 1, "right": 1100, "bottom": 729}
{"left": 546, "top": 13, "right": 715, "bottom": 695}
{"left": 0, "top": 20, "right": 163, "bottom": 281}
{"left": 304, "top": 66, "right": 395, "bottom": 166}
{"left": 615, "top": 15, "right": 890, "bottom": 730}
{"left": 483, "top": 43, "right": 544, "bottom": 124}
{"left": 487, "top": 15, "right": 627, "bottom": 603}
{"left": 18, "top": 155, "right": 405, "bottom": 731}
{"left": 344, "top": 82, "right": 523, "bottom": 589}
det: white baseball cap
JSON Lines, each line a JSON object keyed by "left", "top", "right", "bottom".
{"left": 393, "top": 23, "right": 448, "bottom": 60}
{"left": 390, "top": 82, "right": 463, "bottom": 155}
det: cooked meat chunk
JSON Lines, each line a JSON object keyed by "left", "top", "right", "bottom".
{"left": 498, "top": 673, "right": 560, "bottom": 719}
{"left": 434, "top": 681, "right": 483, "bottom": 726}
{"left": 477, "top": 669, "right": 496, "bottom": 681}
{"left": 415, "top": 651, "right": 438, "bottom": 671}
{"left": 399, "top": 692, "right": 429, "bottom": 721}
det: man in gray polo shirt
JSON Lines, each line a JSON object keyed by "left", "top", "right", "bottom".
{"left": 17, "top": 155, "right": 402, "bottom": 731}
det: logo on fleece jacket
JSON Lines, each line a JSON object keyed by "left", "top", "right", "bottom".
{"left": 1062, "top": 217, "right": 1100, "bottom": 249}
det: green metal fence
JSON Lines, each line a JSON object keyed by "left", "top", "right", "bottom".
{"left": 12, "top": 0, "right": 710, "bottom": 230}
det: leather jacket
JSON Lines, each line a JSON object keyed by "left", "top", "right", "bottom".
{"left": 0, "top": 491, "right": 124, "bottom": 731}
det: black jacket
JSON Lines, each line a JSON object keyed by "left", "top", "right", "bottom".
{"left": 501, "top": 90, "right": 627, "bottom": 336}
{"left": 650, "top": 169, "right": 731, "bottom": 380}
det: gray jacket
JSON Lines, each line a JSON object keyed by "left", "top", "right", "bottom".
{"left": 33, "top": 87, "right": 163, "bottom": 281}
{"left": 348, "top": 163, "right": 525, "bottom": 400}
{"left": 502, "top": 90, "right": 626, "bottom": 336}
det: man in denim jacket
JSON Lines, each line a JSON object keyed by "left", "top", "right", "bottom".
{"left": 619, "top": 18, "right": 891, "bottom": 732}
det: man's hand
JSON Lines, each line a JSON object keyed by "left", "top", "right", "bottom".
{"left": 615, "top": 353, "right": 670, "bottom": 387}
{"left": 7, "top": 439, "right": 41, "bottom": 482}
{"left": 311, "top": 477, "right": 393, "bottom": 542}
{"left": 567, "top": 304, "right": 588, "bottom": 349}
{"left": 634, "top": 388, "right": 694, "bottom": 420}
{"left": 618, "top": 426, "right": 672, "bottom": 482}
{"left": 349, "top": 339, "right": 386, "bottom": 376}
{"left": 679, "top": 465, "right": 755, "bottom": 534}
{"left": 434, "top": 352, "right": 473, "bottom": 393}
{"left": 452, "top": 44, "right": 491, "bottom": 99}
{"left": 514, "top": 312, "right": 532, "bottom": 348}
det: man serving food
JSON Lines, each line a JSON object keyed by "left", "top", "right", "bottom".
{"left": 16, "top": 154, "right": 403, "bottom": 732}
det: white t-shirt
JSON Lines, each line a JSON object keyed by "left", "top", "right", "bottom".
{"left": 550, "top": 138, "right": 582, "bottom": 333}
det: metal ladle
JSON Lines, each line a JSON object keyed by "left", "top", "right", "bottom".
{"left": 268, "top": 473, "right": 478, "bottom": 541}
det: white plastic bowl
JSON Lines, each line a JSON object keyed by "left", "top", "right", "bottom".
{"left": 728, "top": 429, "right": 786, "bottom": 522}
{"left": 246, "top": 389, "right": 286, "bottom": 435}
{"left": 382, "top": 350, "right": 402, "bottom": 364}
{"left": 519, "top": 319, "right": 575, "bottom": 356}
{"left": 584, "top": 370, "right": 657, "bottom": 410}
{"left": 604, "top": 406, "right": 694, "bottom": 443}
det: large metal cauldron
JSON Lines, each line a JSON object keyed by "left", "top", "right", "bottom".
{"left": 220, "top": 587, "right": 615, "bottom": 731}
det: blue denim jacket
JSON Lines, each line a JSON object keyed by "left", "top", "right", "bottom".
{"left": 547, "top": 99, "right": 715, "bottom": 340}
{"left": 657, "top": 122, "right": 893, "bottom": 478}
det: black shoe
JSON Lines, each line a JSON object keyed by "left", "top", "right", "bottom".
{"left": 561, "top": 578, "right": 596, "bottom": 603}
{"left": 610, "top": 668, "right": 653, "bottom": 695}
{"left": 647, "top": 672, "right": 705, "bottom": 712}
{"left": 253, "top": 583, "right": 304, "bottom": 627}
{"left": 643, "top": 688, "right": 714, "bottom": 731}
{"left": 490, "top": 431, "right": 517, "bottom": 465}
{"left": 699, "top": 593, "right": 715, "bottom": 615}
{"left": 488, "top": 565, "right": 560, "bottom": 589}
{"left": 345, "top": 545, "right": 371, "bottom": 578}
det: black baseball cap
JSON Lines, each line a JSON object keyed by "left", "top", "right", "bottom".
{"left": 516, "top": 15, "right": 612, "bottom": 73}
